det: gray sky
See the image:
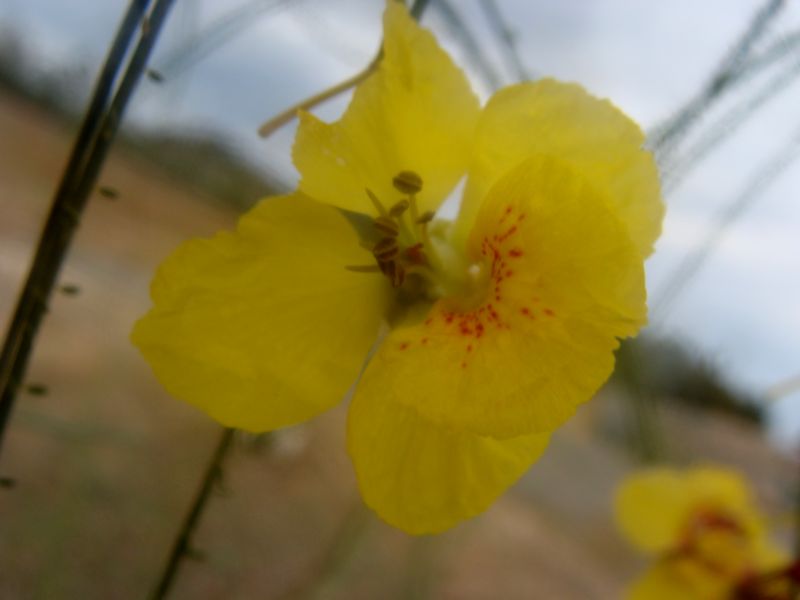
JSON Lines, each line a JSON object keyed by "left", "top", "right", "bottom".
{"left": 3, "top": 0, "right": 800, "bottom": 444}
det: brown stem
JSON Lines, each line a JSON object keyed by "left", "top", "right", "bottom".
{"left": 150, "top": 428, "right": 235, "bottom": 600}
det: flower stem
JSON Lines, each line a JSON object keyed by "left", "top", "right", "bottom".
{"left": 257, "top": 56, "right": 381, "bottom": 138}
{"left": 150, "top": 427, "right": 235, "bottom": 600}
{"left": 0, "top": 0, "right": 174, "bottom": 462}
{"left": 256, "top": 0, "right": 432, "bottom": 139}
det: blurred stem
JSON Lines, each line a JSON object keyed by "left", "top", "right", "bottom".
{"left": 0, "top": 0, "right": 174, "bottom": 462}
{"left": 477, "top": 0, "right": 531, "bottom": 81}
{"left": 616, "top": 342, "right": 664, "bottom": 464}
{"left": 648, "top": 0, "right": 786, "bottom": 158}
{"left": 257, "top": 57, "right": 380, "bottom": 138}
{"left": 150, "top": 427, "right": 235, "bottom": 600}
{"left": 257, "top": 0, "right": 431, "bottom": 138}
{"left": 278, "top": 503, "right": 371, "bottom": 600}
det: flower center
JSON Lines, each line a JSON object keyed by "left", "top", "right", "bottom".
{"left": 346, "top": 171, "right": 489, "bottom": 308}
{"left": 664, "top": 508, "right": 750, "bottom": 579}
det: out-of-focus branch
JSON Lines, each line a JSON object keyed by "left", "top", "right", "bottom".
{"left": 257, "top": 0, "right": 432, "bottom": 139}
{"left": 431, "top": 0, "right": 503, "bottom": 90}
{"left": 477, "top": 0, "right": 532, "bottom": 81}
{"left": 652, "top": 125, "right": 800, "bottom": 321}
{"left": 648, "top": 0, "right": 786, "bottom": 158}
{"left": 150, "top": 428, "right": 235, "bottom": 600}
{"left": 0, "top": 0, "right": 174, "bottom": 461}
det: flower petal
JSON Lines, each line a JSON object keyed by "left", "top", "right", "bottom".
{"left": 132, "top": 194, "right": 391, "bottom": 432}
{"left": 626, "top": 562, "right": 730, "bottom": 600}
{"left": 355, "top": 155, "right": 646, "bottom": 439}
{"left": 616, "top": 467, "right": 775, "bottom": 556}
{"left": 615, "top": 469, "right": 695, "bottom": 554}
{"left": 455, "top": 79, "right": 663, "bottom": 257}
{"left": 347, "top": 389, "right": 549, "bottom": 534}
{"left": 293, "top": 1, "right": 480, "bottom": 216}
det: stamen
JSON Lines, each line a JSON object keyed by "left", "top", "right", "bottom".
{"left": 379, "top": 261, "right": 406, "bottom": 287}
{"left": 374, "top": 216, "right": 399, "bottom": 237}
{"left": 389, "top": 199, "right": 410, "bottom": 218}
{"left": 392, "top": 170, "right": 423, "bottom": 195}
{"left": 416, "top": 211, "right": 435, "bottom": 224}
{"left": 373, "top": 238, "right": 399, "bottom": 260}
{"left": 366, "top": 188, "right": 387, "bottom": 217}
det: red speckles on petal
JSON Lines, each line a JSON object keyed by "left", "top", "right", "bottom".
{"left": 399, "top": 342, "right": 410, "bottom": 350}
{"left": 415, "top": 209, "right": 537, "bottom": 370}
{"left": 543, "top": 308, "right": 556, "bottom": 317}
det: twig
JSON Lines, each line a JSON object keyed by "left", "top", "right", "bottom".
{"left": 431, "top": 0, "right": 503, "bottom": 90}
{"left": 0, "top": 0, "right": 175, "bottom": 460}
{"left": 477, "top": 0, "right": 532, "bottom": 81}
{"left": 615, "top": 341, "right": 664, "bottom": 463}
{"left": 662, "top": 49, "right": 800, "bottom": 193}
{"left": 150, "top": 427, "right": 235, "bottom": 600}
{"left": 257, "top": 0, "right": 432, "bottom": 138}
{"left": 153, "top": 0, "right": 299, "bottom": 82}
{"left": 652, "top": 125, "right": 800, "bottom": 322}
{"left": 648, "top": 0, "right": 786, "bottom": 158}
{"left": 258, "top": 56, "right": 381, "bottom": 138}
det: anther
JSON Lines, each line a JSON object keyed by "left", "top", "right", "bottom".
{"left": 416, "top": 210, "right": 435, "bottom": 224}
{"left": 389, "top": 199, "right": 410, "bottom": 218}
{"left": 374, "top": 216, "right": 399, "bottom": 237}
{"left": 373, "top": 238, "right": 399, "bottom": 260}
{"left": 393, "top": 170, "right": 423, "bottom": 195}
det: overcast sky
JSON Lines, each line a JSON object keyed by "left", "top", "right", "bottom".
{"left": 3, "top": 0, "right": 800, "bottom": 444}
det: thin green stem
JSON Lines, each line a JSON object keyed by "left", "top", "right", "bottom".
{"left": 150, "top": 428, "right": 235, "bottom": 600}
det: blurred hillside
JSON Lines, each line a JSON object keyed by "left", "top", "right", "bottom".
{"left": 0, "top": 23, "right": 280, "bottom": 212}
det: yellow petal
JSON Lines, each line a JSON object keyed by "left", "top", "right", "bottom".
{"left": 356, "top": 155, "right": 646, "bottom": 439}
{"left": 615, "top": 469, "right": 696, "bottom": 554}
{"left": 455, "top": 79, "right": 663, "bottom": 257}
{"left": 684, "top": 467, "right": 767, "bottom": 543}
{"left": 132, "top": 194, "right": 391, "bottom": 432}
{"left": 616, "top": 466, "right": 775, "bottom": 556}
{"left": 347, "top": 389, "right": 549, "bottom": 534}
{"left": 293, "top": 1, "right": 480, "bottom": 216}
{"left": 627, "top": 562, "right": 730, "bottom": 600}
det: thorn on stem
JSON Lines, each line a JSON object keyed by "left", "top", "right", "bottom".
{"left": 25, "top": 383, "right": 48, "bottom": 396}
{"left": 60, "top": 284, "right": 81, "bottom": 296}
{"left": 98, "top": 185, "right": 119, "bottom": 200}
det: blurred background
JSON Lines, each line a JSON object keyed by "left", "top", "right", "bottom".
{"left": 1, "top": 0, "right": 799, "bottom": 598}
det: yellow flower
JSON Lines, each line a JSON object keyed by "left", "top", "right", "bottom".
{"left": 615, "top": 467, "right": 787, "bottom": 599}
{"left": 133, "top": 2, "right": 662, "bottom": 533}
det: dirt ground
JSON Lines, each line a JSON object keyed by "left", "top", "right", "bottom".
{"left": 0, "top": 90, "right": 793, "bottom": 599}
